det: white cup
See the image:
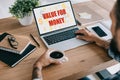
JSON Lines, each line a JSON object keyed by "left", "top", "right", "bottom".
{"left": 48, "top": 50, "right": 68, "bottom": 63}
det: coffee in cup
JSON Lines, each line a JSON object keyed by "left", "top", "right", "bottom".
{"left": 48, "top": 50, "right": 68, "bottom": 63}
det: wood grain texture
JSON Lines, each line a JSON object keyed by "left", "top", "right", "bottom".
{"left": 0, "top": 0, "right": 117, "bottom": 80}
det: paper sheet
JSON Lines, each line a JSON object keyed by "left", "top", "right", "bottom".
{"left": 79, "top": 12, "right": 92, "bottom": 19}
{"left": 106, "top": 63, "right": 120, "bottom": 75}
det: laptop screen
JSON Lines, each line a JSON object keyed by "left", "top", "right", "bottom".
{"left": 33, "top": 1, "right": 76, "bottom": 34}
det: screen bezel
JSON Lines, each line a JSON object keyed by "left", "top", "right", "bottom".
{"left": 33, "top": 0, "right": 77, "bottom": 36}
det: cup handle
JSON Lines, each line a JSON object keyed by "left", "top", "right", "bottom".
{"left": 61, "top": 56, "right": 69, "bottom": 62}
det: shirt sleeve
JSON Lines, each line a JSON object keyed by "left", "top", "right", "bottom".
{"left": 108, "top": 48, "right": 120, "bottom": 62}
{"left": 33, "top": 77, "right": 42, "bottom": 80}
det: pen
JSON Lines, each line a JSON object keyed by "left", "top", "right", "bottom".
{"left": 30, "top": 34, "right": 40, "bottom": 47}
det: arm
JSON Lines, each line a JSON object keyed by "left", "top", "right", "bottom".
{"left": 32, "top": 62, "right": 43, "bottom": 80}
{"left": 94, "top": 36, "right": 110, "bottom": 49}
{"left": 75, "top": 28, "right": 110, "bottom": 49}
{"left": 32, "top": 49, "right": 62, "bottom": 80}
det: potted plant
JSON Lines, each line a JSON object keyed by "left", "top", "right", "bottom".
{"left": 9, "top": 0, "right": 40, "bottom": 26}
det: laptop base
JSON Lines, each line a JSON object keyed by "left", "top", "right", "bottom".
{"left": 47, "top": 38, "right": 88, "bottom": 51}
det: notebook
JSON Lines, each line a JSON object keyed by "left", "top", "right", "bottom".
{"left": 0, "top": 33, "right": 36, "bottom": 67}
{"left": 33, "top": 1, "right": 88, "bottom": 51}
{"left": 0, "top": 35, "right": 31, "bottom": 54}
{"left": 0, "top": 44, "right": 36, "bottom": 67}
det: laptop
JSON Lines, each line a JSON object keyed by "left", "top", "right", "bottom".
{"left": 33, "top": 1, "right": 88, "bottom": 51}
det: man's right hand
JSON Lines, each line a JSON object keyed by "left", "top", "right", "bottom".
{"left": 75, "top": 28, "right": 110, "bottom": 49}
{"left": 75, "top": 28, "right": 98, "bottom": 42}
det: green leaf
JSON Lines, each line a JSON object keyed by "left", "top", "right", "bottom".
{"left": 9, "top": 0, "right": 40, "bottom": 18}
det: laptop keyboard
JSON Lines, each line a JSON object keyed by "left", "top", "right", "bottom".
{"left": 43, "top": 28, "right": 79, "bottom": 45}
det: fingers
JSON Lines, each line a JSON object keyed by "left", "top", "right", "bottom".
{"left": 46, "top": 48, "right": 54, "bottom": 53}
{"left": 75, "top": 28, "right": 88, "bottom": 36}
{"left": 50, "top": 59, "right": 63, "bottom": 65}
{"left": 53, "top": 60, "right": 63, "bottom": 65}
{"left": 76, "top": 35, "right": 85, "bottom": 40}
{"left": 75, "top": 29, "right": 87, "bottom": 40}
{"left": 75, "top": 28, "right": 86, "bottom": 33}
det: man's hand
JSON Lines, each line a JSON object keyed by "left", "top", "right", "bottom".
{"left": 32, "top": 49, "right": 62, "bottom": 80}
{"left": 75, "top": 28, "right": 98, "bottom": 42}
{"left": 34, "top": 49, "right": 62, "bottom": 68}
{"left": 75, "top": 28, "right": 109, "bottom": 49}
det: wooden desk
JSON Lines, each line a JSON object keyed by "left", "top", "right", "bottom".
{"left": 0, "top": 0, "right": 118, "bottom": 80}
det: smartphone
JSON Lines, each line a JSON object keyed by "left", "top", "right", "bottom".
{"left": 92, "top": 26, "right": 107, "bottom": 37}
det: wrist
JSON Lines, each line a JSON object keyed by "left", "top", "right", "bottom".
{"left": 94, "top": 36, "right": 109, "bottom": 49}
{"left": 34, "top": 62, "right": 43, "bottom": 70}
{"left": 32, "top": 62, "right": 43, "bottom": 80}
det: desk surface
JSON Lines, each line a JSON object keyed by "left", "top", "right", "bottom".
{"left": 0, "top": 0, "right": 118, "bottom": 80}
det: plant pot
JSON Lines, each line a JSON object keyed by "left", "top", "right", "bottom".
{"left": 18, "top": 13, "right": 33, "bottom": 26}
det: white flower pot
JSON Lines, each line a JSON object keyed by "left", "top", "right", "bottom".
{"left": 18, "top": 13, "right": 33, "bottom": 26}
